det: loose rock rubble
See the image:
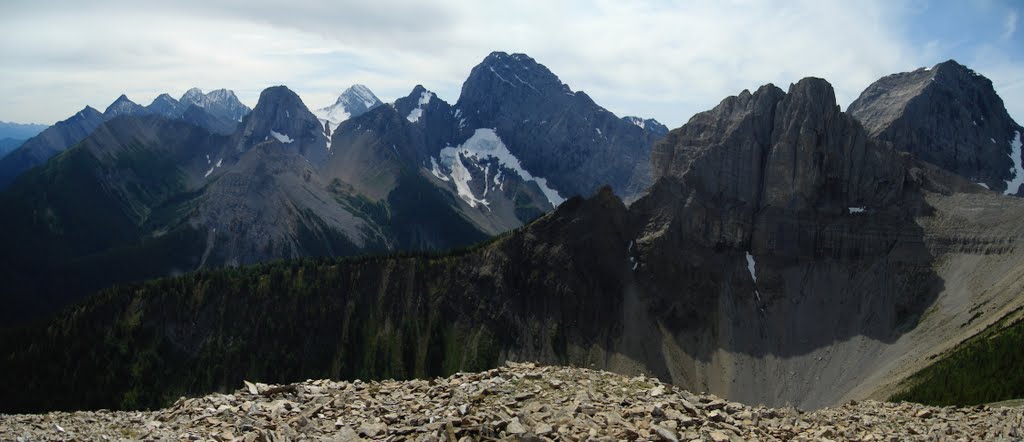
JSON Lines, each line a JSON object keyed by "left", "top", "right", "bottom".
{"left": 2, "top": 362, "right": 1021, "bottom": 441}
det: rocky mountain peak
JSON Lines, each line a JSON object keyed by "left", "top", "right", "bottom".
{"left": 451, "top": 52, "right": 667, "bottom": 202}
{"left": 394, "top": 85, "right": 438, "bottom": 124}
{"left": 931, "top": 59, "right": 973, "bottom": 75}
{"left": 650, "top": 76, "right": 907, "bottom": 236}
{"left": 622, "top": 116, "right": 669, "bottom": 135}
{"left": 848, "top": 59, "right": 1023, "bottom": 193}
{"left": 0, "top": 105, "right": 108, "bottom": 189}
{"left": 314, "top": 84, "right": 383, "bottom": 126}
{"left": 336, "top": 84, "right": 380, "bottom": 108}
{"left": 247, "top": 86, "right": 316, "bottom": 133}
{"left": 152, "top": 93, "right": 176, "bottom": 103}
{"left": 782, "top": 77, "right": 839, "bottom": 117}
{"left": 103, "top": 94, "right": 144, "bottom": 119}
{"left": 181, "top": 87, "right": 205, "bottom": 103}
{"left": 462, "top": 51, "right": 572, "bottom": 101}
{"left": 146, "top": 94, "right": 183, "bottom": 118}
{"left": 206, "top": 89, "right": 249, "bottom": 119}
{"left": 76, "top": 106, "right": 103, "bottom": 120}
{"left": 924, "top": 60, "right": 999, "bottom": 96}
{"left": 206, "top": 88, "right": 238, "bottom": 102}
{"left": 180, "top": 87, "right": 250, "bottom": 123}
{"left": 405, "top": 84, "right": 428, "bottom": 97}
{"left": 651, "top": 83, "right": 783, "bottom": 183}
{"left": 234, "top": 85, "right": 326, "bottom": 163}
{"left": 253, "top": 86, "right": 303, "bottom": 111}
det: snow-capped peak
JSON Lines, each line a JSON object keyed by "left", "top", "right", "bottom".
{"left": 343, "top": 84, "right": 379, "bottom": 109}
{"left": 313, "top": 84, "right": 384, "bottom": 127}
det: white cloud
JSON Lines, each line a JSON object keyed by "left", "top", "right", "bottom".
{"left": 0, "top": 0, "right": 1020, "bottom": 129}
{"left": 1005, "top": 10, "right": 1018, "bottom": 39}
{"left": 967, "top": 43, "right": 1024, "bottom": 127}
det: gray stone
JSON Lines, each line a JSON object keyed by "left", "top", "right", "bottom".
{"left": 651, "top": 424, "right": 679, "bottom": 442}
{"left": 506, "top": 417, "right": 527, "bottom": 434}
{"left": 0, "top": 364, "right": 1019, "bottom": 441}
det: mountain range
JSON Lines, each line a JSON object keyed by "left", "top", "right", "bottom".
{"left": 0, "top": 121, "right": 48, "bottom": 158}
{"left": 0, "top": 52, "right": 668, "bottom": 325}
{"left": 0, "top": 54, "right": 1023, "bottom": 415}
{"left": 0, "top": 88, "right": 251, "bottom": 189}
{"left": 0, "top": 120, "right": 48, "bottom": 140}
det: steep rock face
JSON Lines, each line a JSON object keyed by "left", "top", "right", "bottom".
{"left": 180, "top": 104, "right": 238, "bottom": 135}
{"left": 633, "top": 78, "right": 1021, "bottom": 409}
{"left": 848, "top": 60, "right": 1024, "bottom": 193}
{"left": 649, "top": 80, "right": 908, "bottom": 252}
{"left": 0, "top": 106, "right": 105, "bottom": 188}
{"left": 455, "top": 52, "right": 667, "bottom": 200}
{"left": 191, "top": 143, "right": 384, "bottom": 267}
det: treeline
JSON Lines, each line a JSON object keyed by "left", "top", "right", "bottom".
{"left": 0, "top": 253, "right": 507, "bottom": 413}
{"left": 0, "top": 190, "right": 621, "bottom": 414}
{"left": 892, "top": 316, "right": 1024, "bottom": 406}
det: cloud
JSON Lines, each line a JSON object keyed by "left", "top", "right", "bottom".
{"left": 0, "top": 0, "right": 1020, "bottom": 128}
{"left": 1005, "top": 10, "right": 1018, "bottom": 39}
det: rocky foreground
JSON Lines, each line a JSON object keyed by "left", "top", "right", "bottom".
{"left": 1, "top": 363, "right": 1021, "bottom": 441}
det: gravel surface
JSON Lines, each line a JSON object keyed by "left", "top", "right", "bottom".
{"left": 2, "top": 362, "right": 1021, "bottom": 441}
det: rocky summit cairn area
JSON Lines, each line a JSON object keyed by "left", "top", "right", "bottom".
{"left": 2, "top": 363, "right": 1021, "bottom": 441}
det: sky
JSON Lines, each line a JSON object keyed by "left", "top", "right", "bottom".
{"left": 0, "top": 0, "right": 1021, "bottom": 128}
